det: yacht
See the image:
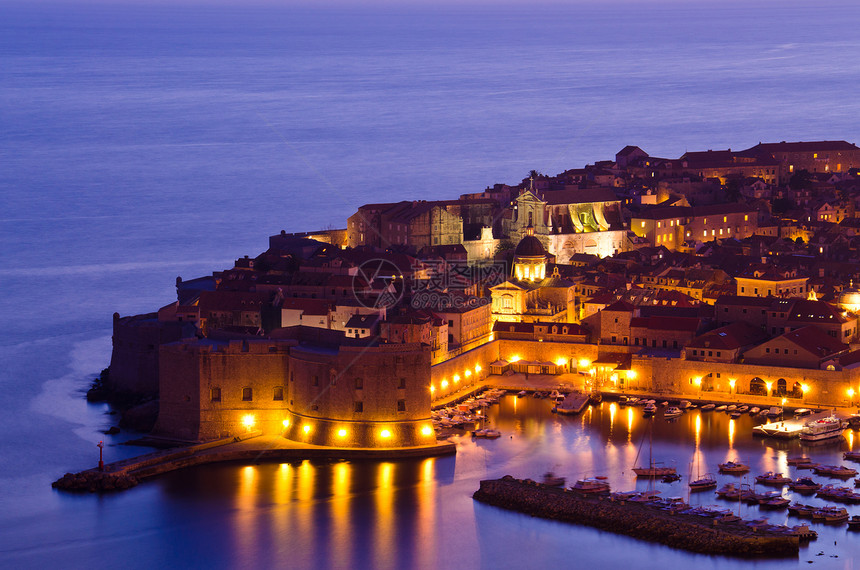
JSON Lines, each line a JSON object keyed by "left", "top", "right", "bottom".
{"left": 800, "top": 415, "right": 846, "bottom": 441}
{"left": 718, "top": 460, "right": 750, "bottom": 473}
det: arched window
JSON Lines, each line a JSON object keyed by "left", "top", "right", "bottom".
{"left": 749, "top": 377, "right": 767, "bottom": 396}
{"left": 776, "top": 378, "right": 787, "bottom": 396}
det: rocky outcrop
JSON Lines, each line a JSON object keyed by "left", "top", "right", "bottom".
{"left": 473, "top": 476, "right": 799, "bottom": 557}
{"left": 52, "top": 470, "right": 139, "bottom": 493}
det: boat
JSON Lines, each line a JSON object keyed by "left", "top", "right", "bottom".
{"left": 787, "top": 455, "right": 814, "bottom": 466}
{"left": 799, "top": 414, "right": 846, "bottom": 442}
{"left": 678, "top": 400, "right": 692, "bottom": 409}
{"left": 570, "top": 478, "right": 610, "bottom": 494}
{"left": 661, "top": 473, "right": 681, "bottom": 483}
{"left": 843, "top": 451, "right": 860, "bottom": 462}
{"left": 643, "top": 402, "right": 657, "bottom": 416}
{"left": 757, "top": 408, "right": 770, "bottom": 417}
{"left": 758, "top": 492, "right": 790, "bottom": 509}
{"left": 787, "top": 503, "right": 816, "bottom": 517}
{"left": 663, "top": 406, "right": 683, "bottom": 419}
{"left": 689, "top": 473, "right": 717, "bottom": 491}
{"left": 737, "top": 405, "right": 749, "bottom": 413}
{"left": 848, "top": 515, "right": 860, "bottom": 530}
{"left": 517, "top": 390, "right": 527, "bottom": 398}
{"left": 715, "top": 405, "right": 727, "bottom": 412}
{"left": 749, "top": 406, "right": 760, "bottom": 415}
{"left": 755, "top": 472, "right": 791, "bottom": 486}
{"left": 788, "top": 477, "right": 821, "bottom": 492}
{"left": 541, "top": 472, "right": 566, "bottom": 487}
{"left": 729, "top": 411, "right": 742, "bottom": 418}
{"left": 811, "top": 506, "right": 848, "bottom": 523}
{"left": 786, "top": 524, "right": 817, "bottom": 541}
{"left": 472, "top": 428, "right": 501, "bottom": 439}
{"left": 718, "top": 460, "right": 750, "bottom": 473}
{"left": 632, "top": 419, "right": 676, "bottom": 478}
{"left": 700, "top": 403, "right": 715, "bottom": 411}
{"left": 794, "top": 408, "right": 814, "bottom": 418}
{"left": 815, "top": 484, "right": 860, "bottom": 503}
{"left": 813, "top": 464, "right": 859, "bottom": 477}
{"left": 589, "top": 392, "right": 602, "bottom": 404}
{"left": 659, "top": 401, "right": 668, "bottom": 407}
{"left": 766, "top": 406, "right": 783, "bottom": 417}
{"left": 726, "top": 404, "right": 737, "bottom": 412}
{"left": 548, "top": 390, "right": 560, "bottom": 400}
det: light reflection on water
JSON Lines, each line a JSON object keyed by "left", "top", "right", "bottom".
{"left": 150, "top": 396, "right": 860, "bottom": 568}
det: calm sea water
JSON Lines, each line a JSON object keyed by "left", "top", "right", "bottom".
{"left": 3, "top": 1, "right": 860, "bottom": 567}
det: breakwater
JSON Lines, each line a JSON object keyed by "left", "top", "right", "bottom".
{"left": 473, "top": 476, "right": 800, "bottom": 557}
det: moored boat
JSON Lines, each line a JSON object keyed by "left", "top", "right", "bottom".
{"left": 570, "top": 478, "right": 610, "bottom": 494}
{"left": 848, "top": 515, "right": 860, "bottom": 530}
{"left": 718, "top": 460, "right": 750, "bottom": 473}
{"left": 701, "top": 403, "right": 715, "bottom": 411}
{"left": 715, "top": 405, "right": 727, "bottom": 412}
{"left": 813, "top": 464, "right": 858, "bottom": 477}
{"left": 749, "top": 406, "right": 760, "bottom": 415}
{"left": 472, "top": 428, "right": 501, "bottom": 439}
{"left": 689, "top": 473, "right": 717, "bottom": 491}
{"left": 663, "top": 406, "right": 683, "bottom": 419}
{"left": 787, "top": 455, "right": 813, "bottom": 466}
{"left": 541, "top": 471, "right": 566, "bottom": 487}
{"left": 799, "top": 414, "right": 846, "bottom": 442}
{"left": 843, "top": 451, "right": 860, "bottom": 462}
{"left": 756, "top": 472, "right": 791, "bottom": 486}
{"left": 788, "top": 477, "right": 821, "bottom": 492}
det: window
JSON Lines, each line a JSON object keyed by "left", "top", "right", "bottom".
{"left": 273, "top": 386, "right": 284, "bottom": 401}
{"left": 355, "top": 377, "right": 363, "bottom": 389}
{"left": 210, "top": 387, "right": 221, "bottom": 402}
{"left": 397, "top": 399, "right": 406, "bottom": 411}
{"left": 242, "top": 387, "right": 253, "bottom": 401}
{"left": 354, "top": 401, "right": 363, "bottom": 413}
{"left": 312, "top": 375, "right": 319, "bottom": 387}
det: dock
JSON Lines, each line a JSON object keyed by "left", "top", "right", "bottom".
{"left": 752, "top": 409, "right": 849, "bottom": 439}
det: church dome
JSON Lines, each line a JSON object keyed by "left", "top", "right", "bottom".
{"left": 839, "top": 288, "right": 860, "bottom": 312}
{"left": 514, "top": 234, "right": 547, "bottom": 258}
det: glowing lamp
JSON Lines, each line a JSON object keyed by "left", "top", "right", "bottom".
{"left": 337, "top": 429, "right": 348, "bottom": 438}
{"left": 626, "top": 370, "right": 636, "bottom": 380}
{"left": 465, "top": 370, "right": 472, "bottom": 378}
{"left": 380, "top": 429, "right": 392, "bottom": 439}
{"left": 430, "top": 384, "right": 436, "bottom": 394}
{"left": 241, "top": 414, "right": 256, "bottom": 429}
{"left": 510, "top": 355, "right": 521, "bottom": 363}
{"left": 453, "top": 374, "right": 461, "bottom": 383}
{"left": 765, "top": 381, "right": 773, "bottom": 393}
{"left": 728, "top": 378, "right": 736, "bottom": 389}
{"left": 421, "top": 425, "right": 433, "bottom": 437}
{"left": 610, "top": 373, "right": 618, "bottom": 382}
{"left": 556, "top": 358, "right": 567, "bottom": 367}
{"left": 475, "top": 364, "right": 482, "bottom": 373}
{"left": 693, "top": 377, "right": 702, "bottom": 387}
{"left": 303, "top": 424, "right": 311, "bottom": 434}
{"left": 801, "top": 383, "right": 810, "bottom": 393}
{"left": 850, "top": 388, "right": 856, "bottom": 398}
{"left": 282, "top": 419, "right": 290, "bottom": 429}
{"left": 578, "top": 359, "right": 590, "bottom": 369}
{"left": 441, "top": 380, "right": 449, "bottom": 389}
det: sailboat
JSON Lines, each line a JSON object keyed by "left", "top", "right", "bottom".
{"left": 633, "top": 418, "right": 676, "bottom": 478}
{"left": 689, "top": 452, "right": 717, "bottom": 491}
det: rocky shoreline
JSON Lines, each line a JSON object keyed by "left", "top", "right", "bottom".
{"left": 473, "top": 476, "right": 801, "bottom": 557}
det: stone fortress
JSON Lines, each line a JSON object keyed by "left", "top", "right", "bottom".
{"left": 109, "top": 140, "right": 860, "bottom": 448}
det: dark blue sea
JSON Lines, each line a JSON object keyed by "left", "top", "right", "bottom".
{"left": 3, "top": 1, "right": 860, "bottom": 567}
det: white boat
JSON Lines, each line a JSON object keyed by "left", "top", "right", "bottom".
{"left": 664, "top": 406, "right": 683, "bottom": 419}
{"left": 678, "top": 400, "right": 692, "bottom": 409}
{"left": 701, "top": 403, "right": 715, "bottom": 411}
{"left": 727, "top": 404, "right": 737, "bottom": 412}
{"left": 715, "top": 405, "right": 727, "bottom": 412}
{"left": 643, "top": 402, "right": 657, "bottom": 415}
{"left": 757, "top": 408, "right": 770, "bottom": 416}
{"left": 718, "top": 460, "right": 750, "bottom": 473}
{"left": 517, "top": 390, "right": 528, "bottom": 398}
{"left": 737, "top": 405, "right": 749, "bottom": 413}
{"left": 794, "top": 408, "right": 814, "bottom": 417}
{"left": 800, "top": 415, "right": 846, "bottom": 441}
{"left": 749, "top": 406, "right": 760, "bottom": 415}
{"left": 766, "top": 406, "right": 783, "bottom": 417}
{"left": 659, "top": 401, "right": 669, "bottom": 407}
